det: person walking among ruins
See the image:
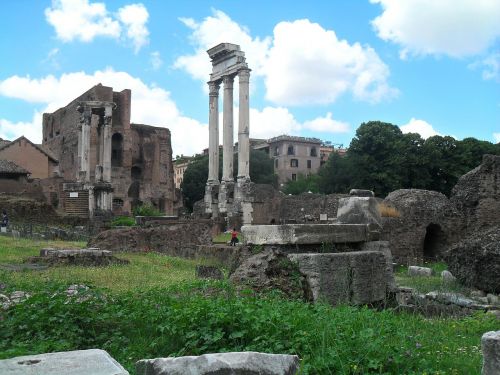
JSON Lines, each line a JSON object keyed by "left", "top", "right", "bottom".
{"left": 1, "top": 210, "right": 8, "bottom": 232}
{"left": 230, "top": 228, "right": 239, "bottom": 246}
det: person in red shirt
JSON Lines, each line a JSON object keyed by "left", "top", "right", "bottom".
{"left": 230, "top": 228, "right": 239, "bottom": 246}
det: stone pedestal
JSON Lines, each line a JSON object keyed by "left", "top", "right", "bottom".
{"left": 482, "top": 331, "right": 500, "bottom": 375}
{"left": 218, "top": 180, "right": 234, "bottom": 214}
{"left": 204, "top": 182, "right": 220, "bottom": 217}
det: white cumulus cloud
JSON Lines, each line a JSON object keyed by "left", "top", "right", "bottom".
{"left": 45, "top": 0, "right": 149, "bottom": 53}
{"left": 400, "top": 118, "right": 440, "bottom": 139}
{"left": 302, "top": 112, "right": 349, "bottom": 133}
{"left": 117, "top": 3, "right": 149, "bottom": 53}
{"left": 371, "top": 0, "right": 500, "bottom": 58}
{"left": 493, "top": 132, "right": 500, "bottom": 143}
{"left": 150, "top": 51, "right": 163, "bottom": 70}
{"left": 175, "top": 11, "right": 396, "bottom": 106}
{"left": 264, "top": 19, "right": 397, "bottom": 105}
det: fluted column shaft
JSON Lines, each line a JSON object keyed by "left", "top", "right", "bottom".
{"left": 102, "top": 105, "right": 112, "bottom": 182}
{"left": 238, "top": 69, "right": 251, "bottom": 180}
{"left": 79, "top": 106, "right": 91, "bottom": 182}
{"left": 222, "top": 75, "right": 234, "bottom": 182}
{"left": 208, "top": 81, "right": 220, "bottom": 183}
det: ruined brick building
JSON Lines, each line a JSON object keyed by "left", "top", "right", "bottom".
{"left": 39, "top": 83, "right": 175, "bottom": 217}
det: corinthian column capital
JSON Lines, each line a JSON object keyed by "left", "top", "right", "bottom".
{"left": 208, "top": 81, "right": 221, "bottom": 97}
{"left": 223, "top": 75, "right": 234, "bottom": 89}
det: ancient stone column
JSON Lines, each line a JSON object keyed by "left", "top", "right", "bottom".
{"left": 222, "top": 75, "right": 234, "bottom": 182}
{"left": 102, "top": 106, "right": 112, "bottom": 182}
{"left": 79, "top": 106, "right": 91, "bottom": 182}
{"left": 237, "top": 69, "right": 251, "bottom": 181}
{"left": 208, "top": 81, "right": 220, "bottom": 184}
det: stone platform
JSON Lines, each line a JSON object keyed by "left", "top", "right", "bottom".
{"left": 242, "top": 223, "right": 380, "bottom": 245}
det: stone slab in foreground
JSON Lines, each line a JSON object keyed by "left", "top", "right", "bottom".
{"left": 0, "top": 349, "right": 129, "bottom": 375}
{"left": 136, "top": 352, "right": 299, "bottom": 375}
{"left": 242, "top": 223, "right": 379, "bottom": 245}
{"left": 482, "top": 330, "right": 500, "bottom": 375}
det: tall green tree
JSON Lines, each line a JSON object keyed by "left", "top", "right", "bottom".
{"left": 346, "top": 121, "right": 406, "bottom": 196}
{"left": 181, "top": 149, "right": 276, "bottom": 211}
{"left": 283, "top": 174, "right": 320, "bottom": 195}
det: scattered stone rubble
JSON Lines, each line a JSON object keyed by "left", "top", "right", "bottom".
{"left": 395, "top": 287, "right": 500, "bottom": 318}
{"left": 1, "top": 285, "right": 94, "bottom": 310}
{"left": 229, "top": 247, "right": 312, "bottom": 300}
{"left": 0, "top": 291, "right": 31, "bottom": 310}
{"left": 26, "top": 248, "right": 128, "bottom": 267}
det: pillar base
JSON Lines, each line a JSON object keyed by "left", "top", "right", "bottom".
{"left": 218, "top": 180, "right": 235, "bottom": 214}
{"left": 204, "top": 182, "right": 220, "bottom": 218}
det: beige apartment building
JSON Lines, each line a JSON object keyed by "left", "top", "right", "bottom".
{"left": 254, "top": 135, "right": 322, "bottom": 185}
{"left": 173, "top": 157, "right": 192, "bottom": 189}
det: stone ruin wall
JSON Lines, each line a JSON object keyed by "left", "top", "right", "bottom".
{"left": 450, "top": 154, "right": 500, "bottom": 235}
{"left": 227, "top": 184, "right": 348, "bottom": 226}
{"left": 381, "top": 154, "right": 500, "bottom": 263}
{"left": 128, "top": 124, "right": 175, "bottom": 214}
{"left": 40, "top": 84, "right": 175, "bottom": 215}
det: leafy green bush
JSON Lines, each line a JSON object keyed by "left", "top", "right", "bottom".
{"left": 133, "top": 204, "right": 163, "bottom": 217}
{"left": 110, "top": 216, "right": 136, "bottom": 227}
{"left": 1, "top": 282, "right": 496, "bottom": 374}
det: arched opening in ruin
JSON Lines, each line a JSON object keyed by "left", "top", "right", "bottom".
{"left": 423, "top": 223, "right": 447, "bottom": 259}
{"left": 111, "top": 133, "right": 123, "bottom": 167}
{"left": 131, "top": 166, "right": 142, "bottom": 180}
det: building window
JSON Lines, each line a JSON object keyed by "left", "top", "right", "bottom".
{"left": 310, "top": 147, "right": 317, "bottom": 157}
{"left": 275, "top": 159, "right": 278, "bottom": 168}
{"left": 274, "top": 146, "right": 280, "bottom": 156}
{"left": 287, "top": 145, "right": 294, "bottom": 155}
{"left": 111, "top": 133, "right": 123, "bottom": 167}
{"left": 291, "top": 174, "right": 297, "bottom": 181}
{"left": 307, "top": 160, "right": 312, "bottom": 168}
{"left": 290, "top": 159, "right": 298, "bottom": 168}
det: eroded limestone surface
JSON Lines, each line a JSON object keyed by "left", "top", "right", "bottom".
{"left": 0, "top": 349, "right": 129, "bottom": 375}
{"left": 242, "top": 223, "right": 379, "bottom": 245}
{"left": 136, "top": 352, "right": 299, "bottom": 375}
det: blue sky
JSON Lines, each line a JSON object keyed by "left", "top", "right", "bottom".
{"left": 0, "top": 0, "right": 499, "bottom": 156}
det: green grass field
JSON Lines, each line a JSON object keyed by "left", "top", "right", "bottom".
{"left": 0, "top": 236, "right": 497, "bottom": 374}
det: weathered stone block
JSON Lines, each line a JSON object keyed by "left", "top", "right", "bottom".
{"left": 408, "top": 266, "right": 433, "bottom": 277}
{"left": 482, "top": 331, "right": 500, "bottom": 375}
{"left": 288, "top": 251, "right": 389, "bottom": 306}
{"left": 441, "top": 270, "right": 457, "bottom": 284}
{"left": 337, "top": 196, "right": 381, "bottom": 227}
{"left": 136, "top": 352, "right": 299, "bottom": 375}
{"left": 242, "top": 223, "right": 379, "bottom": 245}
{"left": 359, "top": 241, "right": 396, "bottom": 290}
{"left": 0, "top": 349, "right": 129, "bottom": 375}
